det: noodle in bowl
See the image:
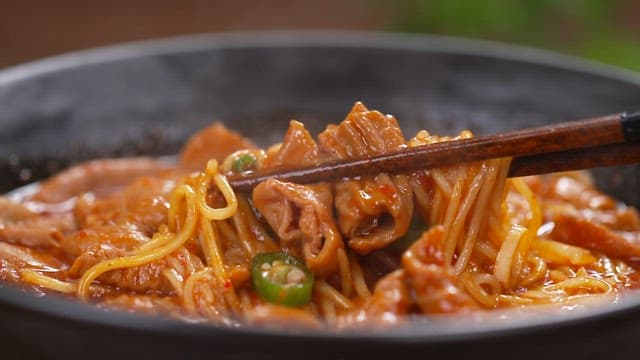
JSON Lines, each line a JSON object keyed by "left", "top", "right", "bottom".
{"left": 3, "top": 101, "right": 639, "bottom": 330}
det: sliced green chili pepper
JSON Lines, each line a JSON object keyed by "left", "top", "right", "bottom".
{"left": 231, "top": 153, "right": 257, "bottom": 173}
{"left": 251, "top": 252, "right": 314, "bottom": 307}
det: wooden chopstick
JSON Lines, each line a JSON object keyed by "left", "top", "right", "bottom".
{"left": 508, "top": 141, "right": 640, "bottom": 177}
{"left": 228, "top": 112, "right": 640, "bottom": 192}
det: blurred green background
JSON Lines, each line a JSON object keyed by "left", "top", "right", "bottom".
{"left": 2, "top": 0, "right": 639, "bottom": 72}
{"left": 393, "top": 0, "right": 640, "bottom": 71}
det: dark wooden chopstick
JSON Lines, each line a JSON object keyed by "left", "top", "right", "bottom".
{"left": 508, "top": 141, "right": 640, "bottom": 177}
{"left": 228, "top": 112, "right": 640, "bottom": 192}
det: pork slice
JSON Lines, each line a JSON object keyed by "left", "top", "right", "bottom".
{"left": 262, "top": 120, "right": 320, "bottom": 169}
{"left": 551, "top": 213, "right": 640, "bottom": 262}
{"left": 31, "top": 158, "right": 172, "bottom": 203}
{"left": 402, "top": 226, "right": 478, "bottom": 313}
{"left": 180, "top": 122, "right": 256, "bottom": 171}
{"left": 0, "top": 197, "right": 75, "bottom": 248}
{"left": 252, "top": 179, "right": 343, "bottom": 274}
{"left": 338, "top": 269, "right": 411, "bottom": 328}
{"left": 73, "top": 176, "right": 173, "bottom": 234}
{"left": 318, "top": 102, "right": 406, "bottom": 159}
{"left": 0, "top": 242, "right": 66, "bottom": 283}
{"left": 318, "top": 102, "right": 412, "bottom": 254}
{"left": 334, "top": 174, "right": 413, "bottom": 254}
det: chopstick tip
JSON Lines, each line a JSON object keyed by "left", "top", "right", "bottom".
{"left": 622, "top": 111, "right": 640, "bottom": 142}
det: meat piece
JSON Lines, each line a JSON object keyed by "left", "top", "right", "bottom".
{"left": 318, "top": 102, "right": 412, "bottom": 254}
{"left": 252, "top": 179, "right": 343, "bottom": 274}
{"left": 60, "top": 176, "right": 187, "bottom": 293}
{"left": 338, "top": 269, "right": 411, "bottom": 327}
{"left": 61, "top": 225, "right": 149, "bottom": 258}
{"left": 365, "top": 269, "right": 411, "bottom": 319}
{"left": 318, "top": 102, "right": 406, "bottom": 158}
{"left": 551, "top": 213, "right": 640, "bottom": 262}
{"left": 68, "top": 242, "right": 202, "bottom": 294}
{"left": 262, "top": 120, "right": 321, "bottom": 168}
{"left": 530, "top": 173, "right": 617, "bottom": 210}
{"left": 100, "top": 294, "right": 185, "bottom": 317}
{"left": 0, "top": 197, "right": 35, "bottom": 222}
{"left": 402, "top": 226, "right": 478, "bottom": 313}
{"left": 180, "top": 122, "right": 256, "bottom": 171}
{"left": 253, "top": 120, "right": 344, "bottom": 274}
{"left": 246, "top": 304, "right": 323, "bottom": 330}
{"left": 333, "top": 174, "right": 413, "bottom": 254}
{"left": 60, "top": 177, "right": 172, "bottom": 290}
{"left": 0, "top": 197, "right": 75, "bottom": 248}
{"left": 72, "top": 176, "right": 173, "bottom": 234}
{"left": 0, "top": 216, "right": 73, "bottom": 248}
{"left": 31, "top": 158, "right": 172, "bottom": 203}
{"left": 0, "top": 242, "right": 65, "bottom": 283}
{"left": 526, "top": 173, "right": 640, "bottom": 232}
{"left": 579, "top": 207, "right": 640, "bottom": 232}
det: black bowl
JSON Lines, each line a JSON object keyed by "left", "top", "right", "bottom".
{"left": 0, "top": 31, "right": 639, "bottom": 359}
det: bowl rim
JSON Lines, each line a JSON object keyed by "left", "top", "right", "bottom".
{"left": 2, "top": 30, "right": 640, "bottom": 88}
{"left": 1, "top": 30, "right": 640, "bottom": 345}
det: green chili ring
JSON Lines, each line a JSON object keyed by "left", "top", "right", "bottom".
{"left": 251, "top": 252, "right": 314, "bottom": 307}
{"left": 231, "top": 153, "right": 257, "bottom": 173}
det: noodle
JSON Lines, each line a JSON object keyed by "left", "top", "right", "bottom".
{"left": 461, "top": 272, "right": 501, "bottom": 308}
{"left": 231, "top": 197, "right": 259, "bottom": 259}
{"left": 431, "top": 169, "right": 453, "bottom": 197}
{"left": 315, "top": 280, "right": 353, "bottom": 309}
{"left": 197, "top": 160, "right": 238, "bottom": 221}
{"left": 453, "top": 163, "right": 494, "bottom": 273}
{"left": 337, "top": 248, "right": 352, "bottom": 298}
{"left": 162, "top": 268, "right": 184, "bottom": 296}
{"left": 545, "top": 276, "right": 611, "bottom": 294}
{"left": 319, "top": 296, "right": 337, "bottom": 326}
{"left": 442, "top": 166, "right": 466, "bottom": 262}
{"left": 199, "top": 217, "right": 240, "bottom": 312}
{"left": 494, "top": 224, "right": 527, "bottom": 288}
{"left": 448, "top": 164, "right": 484, "bottom": 267}
{"left": 21, "top": 269, "right": 76, "bottom": 293}
{"left": 183, "top": 268, "right": 211, "bottom": 312}
{"left": 510, "top": 178, "right": 543, "bottom": 285}
{"left": 349, "top": 252, "right": 371, "bottom": 300}
{"left": 519, "top": 255, "right": 548, "bottom": 286}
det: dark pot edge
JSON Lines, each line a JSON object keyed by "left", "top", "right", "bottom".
{"left": 1, "top": 30, "right": 640, "bottom": 89}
